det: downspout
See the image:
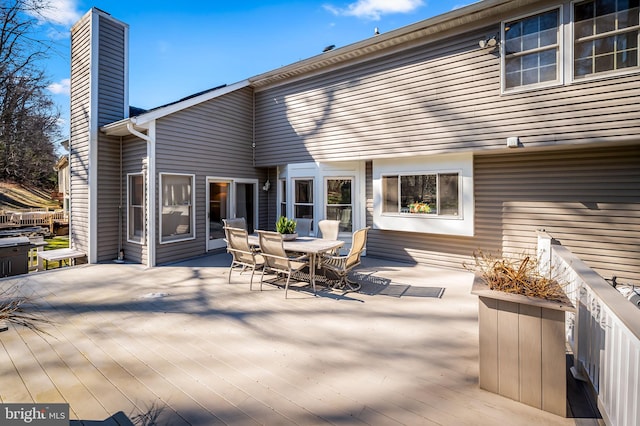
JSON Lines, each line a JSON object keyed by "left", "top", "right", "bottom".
{"left": 115, "top": 137, "right": 123, "bottom": 262}
{"left": 127, "top": 121, "right": 156, "bottom": 267}
{"left": 252, "top": 90, "right": 256, "bottom": 167}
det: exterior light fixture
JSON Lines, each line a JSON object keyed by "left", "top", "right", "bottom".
{"left": 479, "top": 35, "right": 498, "bottom": 49}
{"left": 506, "top": 136, "right": 519, "bottom": 148}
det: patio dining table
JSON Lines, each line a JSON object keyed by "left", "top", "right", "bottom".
{"left": 247, "top": 235, "right": 344, "bottom": 291}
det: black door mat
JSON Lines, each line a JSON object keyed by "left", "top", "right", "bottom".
{"left": 352, "top": 272, "right": 445, "bottom": 298}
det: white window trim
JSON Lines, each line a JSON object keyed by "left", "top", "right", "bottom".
{"left": 278, "top": 162, "right": 365, "bottom": 239}
{"left": 324, "top": 176, "right": 355, "bottom": 235}
{"left": 159, "top": 172, "right": 196, "bottom": 244}
{"left": 570, "top": 0, "right": 640, "bottom": 83}
{"left": 292, "top": 177, "right": 315, "bottom": 221}
{"left": 373, "top": 153, "right": 474, "bottom": 237}
{"left": 501, "top": 5, "right": 565, "bottom": 94}
{"left": 127, "top": 172, "right": 145, "bottom": 244}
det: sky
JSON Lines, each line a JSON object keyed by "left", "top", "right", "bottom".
{"left": 30, "top": 0, "right": 476, "bottom": 142}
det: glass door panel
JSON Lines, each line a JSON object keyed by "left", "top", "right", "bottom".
{"left": 208, "top": 181, "right": 230, "bottom": 249}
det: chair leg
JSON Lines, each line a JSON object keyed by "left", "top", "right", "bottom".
{"left": 228, "top": 263, "right": 234, "bottom": 283}
{"left": 250, "top": 267, "right": 255, "bottom": 290}
{"left": 259, "top": 267, "right": 266, "bottom": 291}
{"left": 284, "top": 273, "right": 291, "bottom": 298}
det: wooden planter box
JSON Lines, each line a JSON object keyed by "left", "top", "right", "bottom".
{"left": 471, "top": 275, "right": 575, "bottom": 417}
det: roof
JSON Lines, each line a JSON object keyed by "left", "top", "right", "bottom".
{"left": 103, "top": 0, "right": 526, "bottom": 137}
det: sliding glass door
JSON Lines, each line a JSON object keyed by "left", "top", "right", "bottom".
{"left": 207, "top": 178, "right": 257, "bottom": 250}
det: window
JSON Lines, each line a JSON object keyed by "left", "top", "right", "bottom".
{"left": 294, "top": 179, "right": 313, "bottom": 223}
{"left": 503, "top": 9, "right": 561, "bottom": 90}
{"left": 382, "top": 173, "right": 460, "bottom": 217}
{"left": 326, "top": 178, "right": 352, "bottom": 232}
{"left": 574, "top": 0, "right": 639, "bottom": 78}
{"left": 128, "top": 174, "right": 144, "bottom": 243}
{"left": 373, "top": 154, "right": 474, "bottom": 236}
{"left": 160, "top": 173, "right": 195, "bottom": 243}
{"left": 280, "top": 179, "right": 287, "bottom": 218}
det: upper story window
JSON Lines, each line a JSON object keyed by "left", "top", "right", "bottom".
{"left": 573, "top": 0, "right": 639, "bottom": 78}
{"left": 503, "top": 9, "right": 561, "bottom": 90}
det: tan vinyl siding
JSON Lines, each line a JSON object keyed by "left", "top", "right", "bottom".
{"left": 96, "top": 133, "right": 121, "bottom": 261}
{"left": 154, "top": 87, "right": 260, "bottom": 264}
{"left": 366, "top": 146, "right": 640, "bottom": 284}
{"left": 481, "top": 146, "right": 640, "bottom": 285}
{"left": 97, "top": 16, "right": 126, "bottom": 126}
{"left": 69, "top": 13, "right": 92, "bottom": 254}
{"left": 122, "top": 136, "right": 148, "bottom": 265}
{"left": 254, "top": 24, "right": 640, "bottom": 166}
{"left": 94, "top": 16, "right": 127, "bottom": 262}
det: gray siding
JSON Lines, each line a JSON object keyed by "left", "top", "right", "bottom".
{"left": 95, "top": 16, "right": 127, "bottom": 262}
{"left": 69, "top": 13, "right": 91, "bottom": 254}
{"left": 70, "top": 10, "right": 127, "bottom": 262}
{"left": 96, "top": 133, "right": 121, "bottom": 261}
{"left": 154, "top": 87, "right": 261, "bottom": 264}
{"left": 254, "top": 6, "right": 640, "bottom": 166}
{"left": 122, "top": 136, "right": 148, "bottom": 265}
{"left": 97, "top": 16, "right": 126, "bottom": 126}
{"left": 365, "top": 145, "right": 640, "bottom": 284}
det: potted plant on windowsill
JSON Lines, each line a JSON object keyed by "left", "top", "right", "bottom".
{"left": 276, "top": 216, "right": 298, "bottom": 241}
{"left": 465, "top": 250, "right": 574, "bottom": 417}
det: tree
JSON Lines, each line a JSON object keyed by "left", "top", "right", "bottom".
{"left": 0, "top": 0, "right": 60, "bottom": 189}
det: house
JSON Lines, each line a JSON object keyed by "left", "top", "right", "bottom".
{"left": 53, "top": 139, "right": 70, "bottom": 213}
{"left": 69, "top": 0, "right": 640, "bottom": 285}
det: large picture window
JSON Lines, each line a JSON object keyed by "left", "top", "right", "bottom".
{"left": 573, "top": 0, "right": 639, "bottom": 78}
{"left": 373, "top": 154, "right": 474, "bottom": 236}
{"left": 382, "top": 173, "right": 460, "bottom": 217}
{"left": 160, "top": 173, "right": 195, "bottom": 243}
{"left": 503, "top": 9, "right": 561, "bottom": 90}
{"left": 128, "top": 173, "right": 144, "bottom": 243}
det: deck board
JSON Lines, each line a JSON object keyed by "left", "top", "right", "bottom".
{"left": 0, "top": 254, "right": 601, "bottom": 425}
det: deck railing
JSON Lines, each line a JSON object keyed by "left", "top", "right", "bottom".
{"left": 0, "top": 208, "right": 68, "bottom": 228}
{"left": 538, "top": 232, "right": 640, "bottom": 426}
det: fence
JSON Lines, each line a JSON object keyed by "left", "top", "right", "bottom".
{"left": 538, "top": 232, "right": 640, "bottom": 426}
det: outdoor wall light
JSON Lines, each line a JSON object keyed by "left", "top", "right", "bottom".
{"left": 479, "top": 35, "right": 498, "bottom": 49}
{"left": 506, "top": 136, "right": 519, "bottom": 148}
{"left": 262, "top": 180, "right": 271, "bottom": 192}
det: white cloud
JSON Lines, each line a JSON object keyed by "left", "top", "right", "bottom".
{"left": 26, "top": 0, "right": 82, "bottom": 26}
{"left": 324, "top": 0, "right": 425, "bottom": 20}
{"left": 48, "top": 78, "right": 70, "bottom": 95}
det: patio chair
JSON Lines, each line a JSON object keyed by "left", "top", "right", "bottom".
{"left": 294, "top": 218, "right": 313, "bottom": 237}
{"left": 321, "top": 227, "right": 370, "bottom": 292}
{"left": 257, "top": 230, "right": 309, "bottom": 298}
{"left": 317, "top": 219, "right": 340, "bottom": 254}
{"left": 222, "top": 217, "right": 247, "bottom": 230}
{"left": 225, "top": 226, "right": 264, "bottom": 288}
{"left": 317, "top": 219, "right": 339, "bottom": 240}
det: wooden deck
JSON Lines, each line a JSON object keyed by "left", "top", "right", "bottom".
{"left": 0, "top": 254, "right": 601, "bottom": 425}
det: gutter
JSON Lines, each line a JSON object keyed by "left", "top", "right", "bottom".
{"left": 127, "top": 120, "right": 156, "bottom": 268}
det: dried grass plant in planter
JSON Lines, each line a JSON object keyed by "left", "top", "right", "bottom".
{"left": 0, "top": 285, "right": 51, "bottom": 335}
{"left": 467, "top": 250, "right": 570, "bottom": 303}
{"left": 466, "top": 250, "right": 574, "bottom": 417}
